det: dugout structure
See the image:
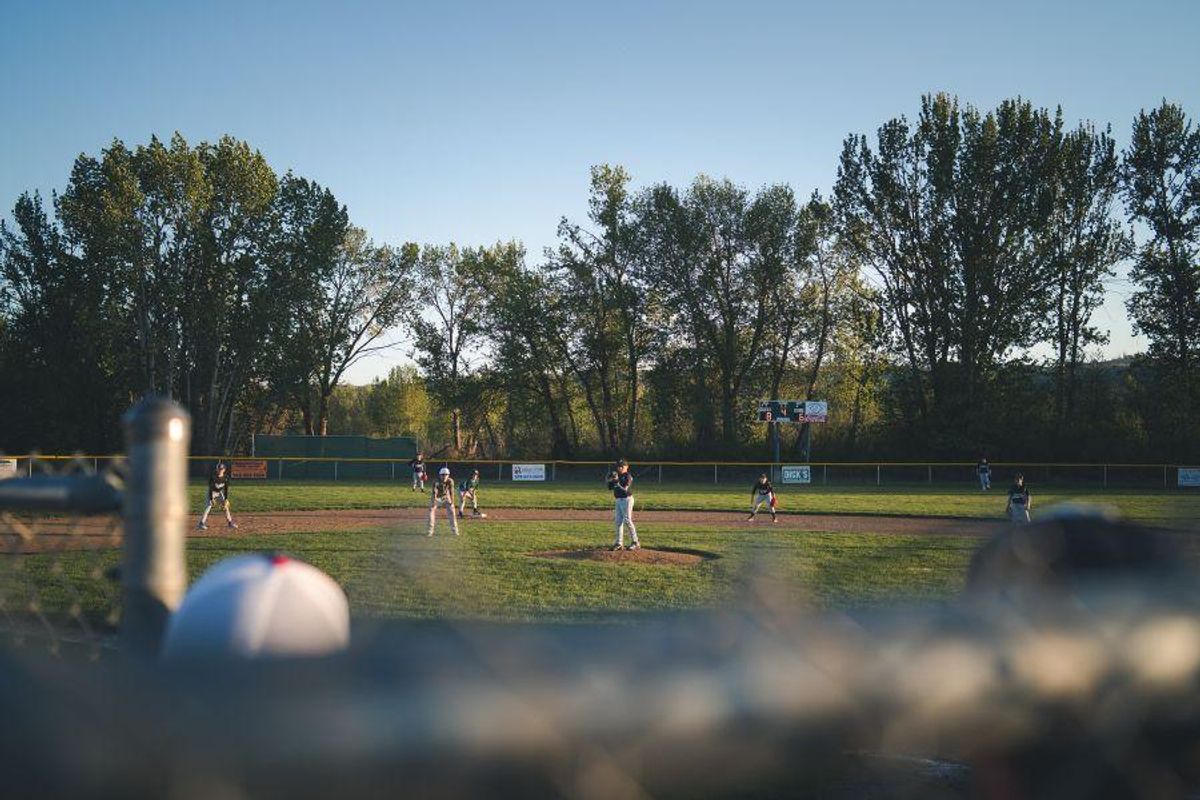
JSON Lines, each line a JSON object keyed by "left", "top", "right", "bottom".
{"left": 251, "top": 435, "right": 418, "bottom": 480}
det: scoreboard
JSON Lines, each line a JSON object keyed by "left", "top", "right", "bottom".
{"left": 756, "top": 400, "right": 828, "bottom": 424}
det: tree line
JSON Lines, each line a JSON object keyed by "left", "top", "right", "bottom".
{"left": 1, "top": 94, "right": 1197, "bottom": 462}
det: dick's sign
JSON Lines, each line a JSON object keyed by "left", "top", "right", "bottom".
{"left": 782, "top": 465, "right": 812, "bottom": 484}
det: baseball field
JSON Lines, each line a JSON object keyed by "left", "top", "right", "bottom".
{"left": 12, "top": 482, "right": 1200, "bottom": 627}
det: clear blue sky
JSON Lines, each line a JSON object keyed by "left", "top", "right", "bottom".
{"left": 3, "top": 0, "right": 1198, "bottom": 381}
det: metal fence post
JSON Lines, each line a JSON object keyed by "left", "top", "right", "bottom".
{"left": 928, "top": 465, "right": 932, "bottom": 484}
{"left": 121, "top": 397, "right": 190, "bottom": 658}
{"left": 876, "top": 464, "right": 881, "bottom": 487}
{"left": 658, "top": 464, "right": 662, "bottom": 484}
{"left": 1103, "top": 465, "right": 1108, "bottom": 489}
{"left": 334, "top": 460, "right": 338, "bottom": 482}
{"left": 713, "top": 464, "right": 718, "bottom": 485}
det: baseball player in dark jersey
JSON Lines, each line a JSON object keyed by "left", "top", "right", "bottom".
{"left": 748, "top": 473, "right": 778, "bottom": 522}
{"left": 1005, "top": 473, "right": 1032, "bottom": 523}
{"left": 428, "top": 466, "right": 459, "bottom": 536}
{"left": 607, "top": 459, "right": 640, "bottom": 551}
{"left": 198, "top": 461, "right": 238, "bottom": 530}
{"left": 409, "top": 452, "right": 427, "bottom": 491}
{"left": 458, "top": 469, "right": 485, "bottom": 518}
{"left": 977, "top": 457, "right": 992, "bottom": 491}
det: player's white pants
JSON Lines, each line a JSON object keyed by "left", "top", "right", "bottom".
{"left": 412, "top": 471, "right": 426, "bottom": 490}
{"left": 459, "top": 489, "right": 478, "bottom": 514}
{"left": 428, "top": 496, "right": 459, "bottom": 536}
{"left": 200, "top": 492, "right": 233, "bottom": 525}
{"left": 1008, "top": 504, "right": 1030, "bottom": 524}
{"left": 614, "top": 497, "right": 638, "bottom": 546}
{"left": 979, "top": 474, "right": 991, "bottom": 490}
{"left": 751, "top": 495, "right": 775, "bottom": 515}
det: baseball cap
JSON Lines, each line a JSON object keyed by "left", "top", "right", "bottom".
{"left": 438, "top": 467, "right": 450, "bottom": 476}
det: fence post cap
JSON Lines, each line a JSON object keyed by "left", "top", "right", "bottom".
{"left": 124, "top": 396, "right": 191, "bottom": 445}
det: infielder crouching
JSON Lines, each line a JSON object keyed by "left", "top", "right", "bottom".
{"left": 458, "top": 469, "right": 485, "bottom": 518}
{"left": 428, "top": 466, "right": 459, "bottom": 536}
{"left": 607, "top": 459, "right": 640, "bottom": 551}
{"left": 198, "top": 460, "right": 238, "bottom": 530}
{"left": 748, "top": 473, "right": 777, "bottom": 522}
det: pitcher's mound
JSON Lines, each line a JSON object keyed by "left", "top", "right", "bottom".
{"left": 529, "top": 547, "right": 716, "bottom": 567}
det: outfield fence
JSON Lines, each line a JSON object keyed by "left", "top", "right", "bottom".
{"left": 5, "top": 454, "right": 1196, "bottom": 489}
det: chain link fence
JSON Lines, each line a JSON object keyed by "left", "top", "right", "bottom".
{"left": 0, "top": 455, "right": 125, "bottom": 658}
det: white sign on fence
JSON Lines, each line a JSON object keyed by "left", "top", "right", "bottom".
{"left": 0, "top": 458, "right": 16, "bottom": 480}
{"left": 781, "top": 465, "right": 812, "bottom": 484}
{"left": 512, "top": 463, "right": 547, "bottom": 482}
{"left": 1179, "top": 468, "right": 1200, "bottom": 488}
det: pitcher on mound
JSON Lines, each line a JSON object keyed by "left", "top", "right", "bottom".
{"left": 607, "top": 459, "right": 640, "bottom": 551}
{"left": 428, "top": 467, "right": 459, "bottom": 536}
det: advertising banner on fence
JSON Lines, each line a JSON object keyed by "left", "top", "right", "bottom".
{"left": 1180, "top": 468, "right": 1200, "bottom": 488}
{"left": 232, "top": 460, "right": 268, "bottom": 479}
{"left": 781, "top": 465, "right": 812, "bottom": 484}
{"left": 512, "top": 464, "right": 546, "bottom": 481}
{"left": 0, "top": 458, "right": 17, "bottom": 480}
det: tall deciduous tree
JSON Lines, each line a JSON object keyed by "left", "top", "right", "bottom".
{"left": 642, "top": 176, "right": 796, "bottom": 447}
{"left": 1122, "top": 101, "right": 1200, "bottom": 372}
{"left": 1043, "top": 121, "right": 1129, "bottom": 423}
{"left": 486, "top": 251, "right": 575, "bottom": 458}
{"left": 296, "top": 228, "right": 416, "bottom": 436}
{"left": 409, "top": 243, "right": 502, "bottom": 454}
{"left": 836, "top": 94, "right": 1060, "bottom": 446}
{"left": 550, "top": 165, "right": 652, "bottom": 455}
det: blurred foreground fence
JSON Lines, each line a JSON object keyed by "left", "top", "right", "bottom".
{"left": 4, "top": 455, "right": 1198, "bottom": 489}
{"left": 8, "top": 582, "right": 1200, "bottom": 798}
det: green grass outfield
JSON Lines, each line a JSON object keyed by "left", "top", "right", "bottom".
{"left": 196, "top": 480, "right": 1200, "bottom": 528}
{"left": 12, "top": 521, "right": 979, "bottom": 625}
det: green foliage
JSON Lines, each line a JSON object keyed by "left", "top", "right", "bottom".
{"left": 3, "top": 99, "right": 1199, "bottom": 463}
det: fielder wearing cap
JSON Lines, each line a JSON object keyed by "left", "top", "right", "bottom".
{"left": 198, "top": 461, "right": 238, "bottom": 531}
{"left": 458, "top": 468, "right": 484, "bottom": 518}
{"left": 748, "top": 473, "right": 777, "bottom": 522}
{"left": 428, "top": 466, "right": 459, "bottom": 536}
{"left": 409, "top": 452, "right": 427, "bottom": 492}
{"left": 1005, "top": 473, "right": 1032, "bottom": 523}
{"left": 606, "top": 459, "right": 640, "bottom": 551}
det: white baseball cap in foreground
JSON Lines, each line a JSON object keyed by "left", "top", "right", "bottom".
{"left": 161, "top": 553, "right": 350, "bottom": 660}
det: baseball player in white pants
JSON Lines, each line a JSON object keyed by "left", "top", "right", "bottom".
{"left": 428, "top": 467, "right": 460, "bottom": 536}
{"left": 607, "top": 459, "right": 640, "bottom": 550}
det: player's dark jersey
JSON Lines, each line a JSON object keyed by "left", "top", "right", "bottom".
{"left": 608, "top": 472, "right": 634, "bottom": 499}
{"left": 208, "top": 470, "right": 230, "bottom": 498}
{"left": 409, "top": 457, "right": 425, "bottom": 474}
{"left": 1007, "top": 484, "right": 1029, "bottom": 506}
{"left": 977, "top": 461, "right": 991, "bottom": 475}
{"left": 460, "top": 475, "right": 480, "bottom": 493}
{"left": 753, "top": 480, "right": 775, "bottom": 497}
{"left": 432, "top": 478, "right": 454, "bottom": 501}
